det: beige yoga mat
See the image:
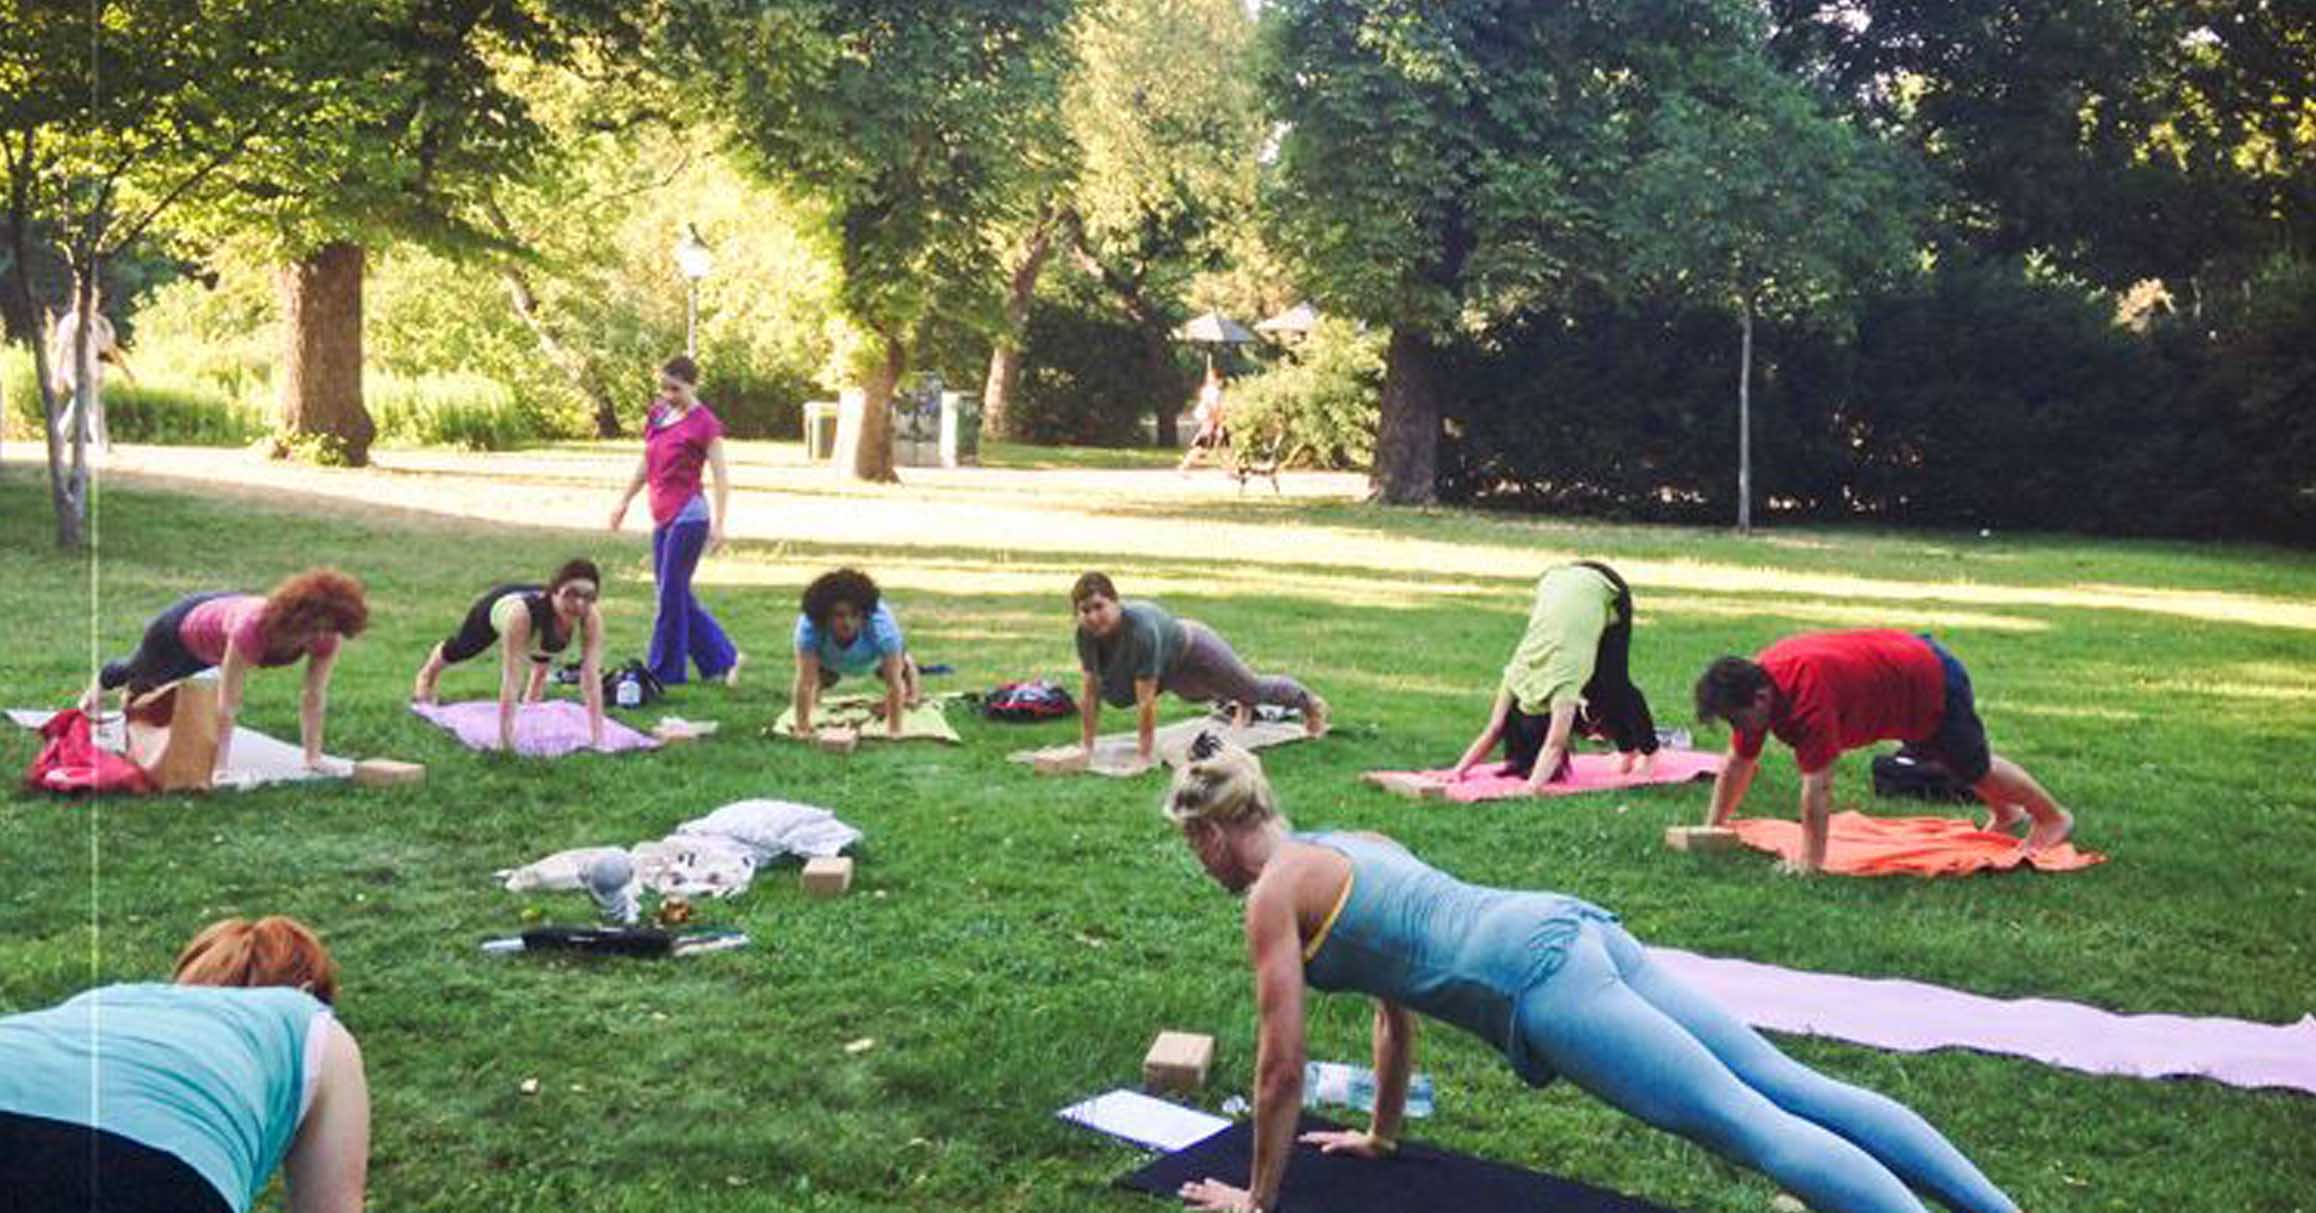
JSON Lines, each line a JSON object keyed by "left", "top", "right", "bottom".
{"left": 1011, "top": 713, "right": 1313, "bottom": 778}
{"left": 8, "top": 709, "right": 350, "bottom": 791}
{"left": 770, "top": 695, "right": 961, "bottom": 744}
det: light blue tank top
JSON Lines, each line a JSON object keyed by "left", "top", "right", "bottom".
{"left": 1297, "top": 832, "right": 1615, "bottom": 1086}
{"left": 0, "top": 983, "right": 327, "bottom": 1212}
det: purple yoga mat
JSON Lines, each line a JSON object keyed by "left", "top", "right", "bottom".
{"left": 410, "top": 700, "right": 659, "bottom": 757}
{"left": 1645, "top": 946, "right": 2316, "bottom": 1095}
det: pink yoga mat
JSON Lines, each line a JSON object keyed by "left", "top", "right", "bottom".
{"left": 1645, "top": 947, "right": 2316, "bottom": 1096}
{"left": 410, "top": 700, "right": 658, "bottom": 757}
{"left": 1366, "top": 750, "right": 1724, "bottom": 803}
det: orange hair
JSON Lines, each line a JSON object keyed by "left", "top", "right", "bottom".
{"left": 262, "top": 567, "right": 368, "bottom": 649}
{"left": 174, "top": 916, "right": 340, "bottom": 1005}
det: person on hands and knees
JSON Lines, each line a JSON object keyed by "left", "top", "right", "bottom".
{"left": 411, "top": 559, "right": 609, "bottom": 752}
{"left": 1693, "top": 630, "right": 2074, "bottom": 875}
{"left": 1165, "top": 736, "right": 2021, "bottom": 1213}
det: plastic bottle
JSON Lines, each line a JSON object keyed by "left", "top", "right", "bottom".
{"left": 616, "top": 675, "right": 642, "bottom": 709}
{"left": 1302, "top": 1061, "right": 1435, "bottom": 1118}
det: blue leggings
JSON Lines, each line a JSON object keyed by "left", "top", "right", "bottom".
{"left": 1521, "top": 921, "right": 2017, "bottom": 1213}
{"left": 648, "top": 518, "right": 736, "bottom": 685}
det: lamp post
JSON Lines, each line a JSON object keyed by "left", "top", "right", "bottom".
{"left": 674, "top": 224, "right": 715, "bottom": 358}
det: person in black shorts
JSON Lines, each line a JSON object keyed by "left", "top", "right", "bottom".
{"left": 412, "top": 559, "right": 607, "bottom": 751}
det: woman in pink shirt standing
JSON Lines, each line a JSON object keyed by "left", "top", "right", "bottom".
{"left": 607, "top": 355, "right": 742, "bottom": 687}
{"left": 84, "top": 569, "right": 368, "bottom": 777}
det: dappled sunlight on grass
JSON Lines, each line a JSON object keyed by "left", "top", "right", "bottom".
{"left": 1647, "top": 593, "right": 2051, "bottom": 633}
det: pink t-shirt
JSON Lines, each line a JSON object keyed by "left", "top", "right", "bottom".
{"left": 179, "top": 595, "right": 341, "bottom": 668}
{"left": 644, "top": 403, "right": 724, "bottom": 525}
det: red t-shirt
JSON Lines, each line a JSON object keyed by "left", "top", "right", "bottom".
{"left": 1733, "top": 630, "right": 1946, "bottom": 773}
{"left": 643, "top": 403, "right": 724, "bottom": 525}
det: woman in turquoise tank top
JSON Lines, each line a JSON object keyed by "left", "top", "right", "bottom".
{"left": 1163, "top": 736, "right": 2020, "bottom": 1213}
{"left": 0, "top": 916, "right": 370, "bottom": 1213}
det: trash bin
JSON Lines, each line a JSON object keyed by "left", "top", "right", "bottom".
{"left": 803, "top": 400, "right": 840, "bottom": 461}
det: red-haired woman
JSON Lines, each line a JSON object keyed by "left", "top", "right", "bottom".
{"left": 85, "top": 569, "right": 368, "bottom": 776}
{"left": 0, "top": 916, "right": 371, "bottom": 1212}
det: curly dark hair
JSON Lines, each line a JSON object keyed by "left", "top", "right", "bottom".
{"left": 262, "top": 568, "right": 368, "bottom": 648}
{"left": 801, "top": 568, "right": 880, "bottom": 629}
{"left": 549, "top": 558, "right": 602, "bottom": 594}
{"left": 1693, "top": 656, "right": 1772, "bottom": 723}
{"left": 1070, "top": 571, "right": 1118, "bottom": 608}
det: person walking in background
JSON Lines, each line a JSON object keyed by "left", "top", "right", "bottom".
{"left": 609, "top": 355, "right": 742, "bottom": 688}
{"left": 1178, "top": 366, "right": 1230, "bottom": 473}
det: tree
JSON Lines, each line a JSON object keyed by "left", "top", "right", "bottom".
{"left": 0, "top": 0, "right": 361, "bottom": 545}
{"left": 1258, "top": 0, "right": 1758, "bottom": 503}
{"left": 1611, "top": 51, "right": 1922, "bottom": 531}
{"left": 674, "top": 0, "right": 1073, "bottom": 481}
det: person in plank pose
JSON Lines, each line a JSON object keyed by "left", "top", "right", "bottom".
{"left": 1071, "top": 572, "right": 1326, "bottom": 770}
{"left": 411, "top": 559, "right": 608, "bottom": 752}
{"left": 0, "top": 916, "right": 370, "bottom": 1213}
{"left": 789, "top": 567, "right": 919, "bottom": 740}
{"left": 1164, "top": 736, "right": 2021, "bottom": 1213}
{"left": 1693, "top": 630, "right": 2074, "bottom": 874}
{"left": 1449, "top": 560, "right": 1661, "bottom": 792}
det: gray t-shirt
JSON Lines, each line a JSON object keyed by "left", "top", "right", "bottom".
{"left": 1076, "top": 600, "right": 1187, "bottom": 707}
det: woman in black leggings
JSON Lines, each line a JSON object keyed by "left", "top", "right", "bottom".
{"left": 412, "top": 559, "right": 607, "bottom": 752}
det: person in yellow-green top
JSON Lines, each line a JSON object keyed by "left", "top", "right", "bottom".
{"left": 1451, "top": 561, "right": 1660, "bottom": 792}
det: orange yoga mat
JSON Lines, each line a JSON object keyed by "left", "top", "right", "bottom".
{"left": 1731, "top": 810, "right": 2104, "bottom": 877}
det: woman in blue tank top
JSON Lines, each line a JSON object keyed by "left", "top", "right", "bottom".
{"left": 1163, "top": 735, "right": 2020, "bottom": 1213}
{"left": 0, "top": 916, "right": 370, "bottom": 1213}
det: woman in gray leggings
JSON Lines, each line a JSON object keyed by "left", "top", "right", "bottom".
{"left": 1071, "top": 572, "right": 1328, "bottom": 767}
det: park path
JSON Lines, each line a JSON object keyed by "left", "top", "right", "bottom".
{"left": 10, "top": 442, "right": 2315, "bottom": 633}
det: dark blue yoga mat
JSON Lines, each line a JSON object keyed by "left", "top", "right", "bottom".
{"left": 1117, "top": 1114, "right": 1687, "bottom": 1212}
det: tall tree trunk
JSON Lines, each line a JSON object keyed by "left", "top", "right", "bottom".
{"left": 849, "top": 333, "right": 903, "bottom": 483}
{"left": 1736, "top": 296, "right": 1754, "bottom": 534}
{"left": 276, "top": 242, "right": 375, "bottom": 466}
{"left": 1371, "top": 326, "right": 1441, "bottom": 505}
{"left": 981, "top": 211, "right": 1060, "bottom": 442}
{"left": 6, "top": 194, "right": 85, "bottom": 547}
{"left": 46, "top": 267, "right": 98, "bottom": 548}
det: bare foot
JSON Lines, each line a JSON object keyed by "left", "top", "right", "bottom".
{"left": 1981, "top": 803, "right": 2029, "bottom": 835}
{"left": 2018, "top": 809, "right": 2075, "bottom": 858}
{"left": 1304, "top": 696, "right": 1330, "bottom": 738}
{"left": 1232, "top": 702, "right": 1254, "bottom": 730}
{"left": 76, "top": 684, "right": 101, "bottom": 714}
{"left": 722, "top": 651, "right": 747, "bottom": 689}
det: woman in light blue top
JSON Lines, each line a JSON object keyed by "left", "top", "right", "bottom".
{"left": 1162, "top": 736, "right": 2020, "bottom": 1213}
{"left": 0, "top": 916, "right": 369, "bottom": 1213}
{"left": 790, "top": 567, "right": 919, "bottom": 739}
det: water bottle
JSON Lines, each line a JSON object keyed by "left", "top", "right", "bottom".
{"left": 1302, "top": 1061, "right": 1434, "bottom": 1118}
{"left": 616, "top": 674, "right": 642, "bottom": 710}
{"left": 584, "top": 853, "right": 639, "bottom": 925}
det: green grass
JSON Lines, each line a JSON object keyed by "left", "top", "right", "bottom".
{"left": 980, "top": 439, "right": 1186, "bottom": 470}
{"left": 1, "top": 461, "right": 2312, "bottom": 1213}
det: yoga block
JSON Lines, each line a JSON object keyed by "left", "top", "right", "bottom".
{"left": 801, "top": 855, "right": 854, "bottom": 898}
{"left": 125, "top": 678, "right": 220, "bottom": 792}
{"left": 353, "top": 759, "right": 426, "bottom": 788}
{"left": 1664, "top": 826, "right": 1741, "bottom": 853}
{"left": 1034, "top": 749, "right": 1089, "bottom": 775}
{"left": 815, "top": 727, "right": 859, "bottom": 754}
{"left": 1142, "top": 1031, "right": 1215, "bottom": 1094}
{"left": 1364, "top": 771, "right": 1445, "bottom": 800}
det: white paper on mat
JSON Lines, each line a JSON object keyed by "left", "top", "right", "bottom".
{"left": 1056, "top": 1088, "right": 1231, "bottom": 1153}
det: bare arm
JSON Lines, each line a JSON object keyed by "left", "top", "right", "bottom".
{"left": 1797, "top": 767, "right": 1836, "bottom": 873}
{"left": 299, "top": 649, "right": 335, "bottom": 768}
{"left": 1080, "top": 669, "right": 1101, "bottom": 752}
{"left": 1706, "top": 750, "right": 1759, "bottom": 827}
{"left": 1523, "top": 699, "right": 1580, "bottom": 792}
{"left": 706, "top": 437, "right": 730, "bottom": 552}
{"left": 609, "top": 449, "right": 650, "bottom": 530}
{"left": 580, "top": 606, "right": 606, "bottom": 747}
{"left": 881, "top": 653, "right": 907, "bottom": 737}
{"left": 793, "top": 655, "right": 822, "bottom": 735}
{"left": 213, "top": 647, "right": 249, "bottom": 776}
{"left": 1184, "top": 874, "right": 1308, "bottom": 1213}
{"left": 1450, "top": 687, "right": 1513, "bottom": 779}
{"left": 1134, "top": 677, "right": 1159, "bottom": 763}
{"left": 284, "top": 1019, "right": 369, "bottom": 1213}
{"left": 497, "top": 615, "right": 529, "bottom": 753}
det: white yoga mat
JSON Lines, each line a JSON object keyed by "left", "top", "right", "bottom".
{"left": 8, "top": 709, "right": 350, "bottom": 791}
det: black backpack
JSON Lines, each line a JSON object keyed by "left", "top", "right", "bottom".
{"left": 973, "top": 679, "right": 1076, "bottom": 721}
{"left": 602, "top": 660, "right": 666, "bottom": 709}
{"left": 1871, "top": 745, "right": 1975, "bottom": 802}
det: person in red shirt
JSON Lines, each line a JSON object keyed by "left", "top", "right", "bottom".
{"left": 1692, "top": 630, "right": 2073, "bottom": 873}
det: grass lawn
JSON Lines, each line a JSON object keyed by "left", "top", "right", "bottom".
{"left": 1, "top": 454, "right": 2312, "bottom": 1213}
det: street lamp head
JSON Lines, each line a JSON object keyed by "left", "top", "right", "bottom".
{"left": 674, "top": 224, "right": 715, "bottom": 282}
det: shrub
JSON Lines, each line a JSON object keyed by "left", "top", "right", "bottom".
{"left": 1011, "top": 300, "right": 1185, "bottom": 446}
{"left": 369, "top": 372, "right": 537, "bottom": 451}
{"left": 2, "top": 344, "right": 266, "bottom": 446}
{"left": 1224, "top": 317, "right": 1383, "bottom": 469}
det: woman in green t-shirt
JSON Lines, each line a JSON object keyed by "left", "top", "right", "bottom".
{"left": 1451, "top": 561, "right": 1660, "bottom": 791}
